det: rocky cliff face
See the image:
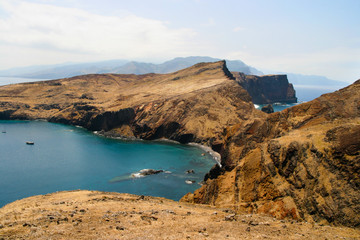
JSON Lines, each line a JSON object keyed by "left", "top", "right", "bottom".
{"left": 0, "top": 61, "right": 358, "bottom": 228}
{"left": 0, "top": 61, "right": 262, "bottom": 147}
{"left": 233, "top": 72, "right": 297, "bottom": 104}
{"left": 182, "top": 80, "right": 360, "bottom": 227}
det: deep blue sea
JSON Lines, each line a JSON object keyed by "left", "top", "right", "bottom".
{"left": 0, "top": 120, "right": 216, "bottom": 207}
{"left": 255, "top": 84, "right": 345, "bottom": 112}
{"left": 294, "top": 84, "right": 345, "bottom": 102}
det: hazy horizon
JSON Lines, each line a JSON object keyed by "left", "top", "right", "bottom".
{"left": 0, "top": 0, "right": 359, "bottom": 83}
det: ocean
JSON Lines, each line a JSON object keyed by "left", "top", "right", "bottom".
{"left": 0, "top": 77, "right": 48, "bottom": 86}
{"left": 254, "top": 84, "right": 346, "bottom": 112}
{"left": 0, "top": 120, "right": 216, "bottom": 207}
{"left": 0, "top": 78, "right": 348, "bottom": 207}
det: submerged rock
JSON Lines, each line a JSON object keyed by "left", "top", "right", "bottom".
{"left": 185, "top": 180, "right": 196, "bottom": 184}
{"left": 132, "top": 169, "right": 164, "bottom": 178}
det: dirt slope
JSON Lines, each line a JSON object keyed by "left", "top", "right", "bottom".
{"left": 0, "top": 61, "right": 262, "bottom": 145}
{"left": 1, "top": 190, "right": 359, "bottom": 240}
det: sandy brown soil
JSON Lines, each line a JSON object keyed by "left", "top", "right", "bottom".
{"left": 0, "top": 190, "right": 359, "bottom": 240}
{"left": 0, "top": 62, "right": 359, "bottom": 235}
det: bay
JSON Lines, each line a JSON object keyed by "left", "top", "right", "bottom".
{"left": 0, "top": 120, "right": 216, "bottom": 207}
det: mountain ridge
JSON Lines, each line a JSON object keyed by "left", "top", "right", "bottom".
{"left": 0, "top": 56, "right": 261, "bottom": 79}
{"left": 0, "top": 56, "right": 347, "bottom": 90}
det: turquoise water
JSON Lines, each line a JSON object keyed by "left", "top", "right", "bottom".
{"left": 255, "top": 102, "right": 300, "bottom": 112}
{"left": 0, "top": 120, "right": 216, "bottom": 207}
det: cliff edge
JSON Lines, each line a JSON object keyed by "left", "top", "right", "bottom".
{"left": 182, "top": 80, "right": 360, "bottom": 227}
{"left": 0, "top": 62, "right": 359, "bottom": 230}
{"left": 0, "top": 61, "right": 262, "bottom": 147}
{"left": 233, "top": 72, "right": 297, "bottom": 104}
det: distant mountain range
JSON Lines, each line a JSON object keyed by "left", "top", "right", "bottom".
{"left": 0, "top": 56, "right": 347, "bottom": 87}
{"left": 0, "top": 56, "right": 262, "bottom": 79}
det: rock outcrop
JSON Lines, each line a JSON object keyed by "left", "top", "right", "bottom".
{"left": 233, "top": 72, "right": 297, "bottom": 104}
{"left": 0, "top": 61, "right": 262, "bottom": 146}
{"left": 0, "top": 61, "right": 359, "bottom": 229}
{"left": 261, "top": 104, "right": 274, "bottom": 114}
{"left": 182, "top": 80, "right": 360, "bottom": 227}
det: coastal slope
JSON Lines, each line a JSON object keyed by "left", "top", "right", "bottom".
{"left": 1, "top": 190, "right": 359, "bottom": 240}
{"left": 182, "top": 80, "right": 360, "bottom": 227}
{"left": 0, "top": 62, "right": 359, "bottom": 229}
{"left": 0, "top": 61, "right": 263, "bottom": 146}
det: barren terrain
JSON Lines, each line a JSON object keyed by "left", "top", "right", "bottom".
{"left": 1, "top": 190, "right": 359, "bottom": 240}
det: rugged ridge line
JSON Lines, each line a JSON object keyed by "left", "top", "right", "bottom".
{"left": 0, "top": 61, "right": 262, "bottom": 146}
{"left": 0, "top": 62, "right": 359, "bottom": 228}
{"left": 182, "top": 80, "right": 360, "bottom": 227}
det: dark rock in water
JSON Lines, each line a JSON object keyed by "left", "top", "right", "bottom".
{"left": 185, "top": 180, "right": 196, "bottom": 184}
{"left": 261, "top": 104, "right": 274, "bottom": 114}
{"left": 132, "top": 169, "right": 164, "bottom": 178}
{"left": 140, "top": 169, "right": 164, "bottom": 176}
{"left": 186, "top": 169, "right": 195, "bottom": 174}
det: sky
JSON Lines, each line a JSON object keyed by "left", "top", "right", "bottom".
{"left": 0, "top": 0, "right": 359, "bottom": 82}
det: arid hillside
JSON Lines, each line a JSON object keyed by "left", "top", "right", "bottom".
{"left": 0, "top": 62, "right": 359, "bottom": 238}
{"left": 183, "top": 79, "right": 360, "bottom": 227}
{"left": 1, "top": 190, "right": 359, "bottom": 240}
{"left": 0, "top": 61, "right": 263, "bottom": 145}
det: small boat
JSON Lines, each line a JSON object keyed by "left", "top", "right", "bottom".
{"left": 26, "top": 141, "right": 34, "bottom": 145}
{"left": 1, "top": 131, "right": 5, "bottom": 133}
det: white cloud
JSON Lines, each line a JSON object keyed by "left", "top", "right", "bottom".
{"left": 0, "top": 0, "right": 200, "bottom": 67}
{"left": 233, "top": 26, "right": 246, "bottom": 32}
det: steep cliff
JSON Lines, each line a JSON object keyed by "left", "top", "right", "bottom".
{"left": 0, "top": 62, "right": 358, "bottom": 228}
{"left": 0, "top": 61, "right": 263, "bottom": 147}
{"left": 182, "top": 80, "right": 360, "bottom": 227}
{"left": 233, "top": 72, "right": 297, "bottom": 104}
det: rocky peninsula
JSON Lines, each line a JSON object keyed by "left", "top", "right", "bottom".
{"left": 0, "top": 61, "right": 359, "bottom": 238}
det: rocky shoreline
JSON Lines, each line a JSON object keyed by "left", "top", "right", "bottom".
{"left": 92, "top": 129, "right": 221, "bottom": 170}
{"left": 0, "top": 61, "right": 359, "bottom": 230}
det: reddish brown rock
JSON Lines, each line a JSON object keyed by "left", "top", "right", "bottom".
{"left": 0, "top": 61, "right": 359, "bottom": 229}
{"left": 0, "top": 61, "right": 261, "bottom": 146}
{"left": 182, "top": 80, "right": 360, "bottom": 227}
